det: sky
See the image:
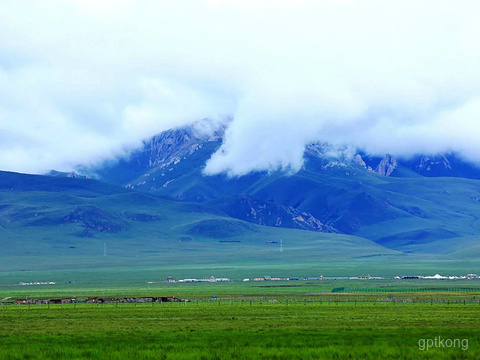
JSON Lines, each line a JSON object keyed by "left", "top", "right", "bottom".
{"left": 1, "top": 0, "right": 480, "bottom": 175}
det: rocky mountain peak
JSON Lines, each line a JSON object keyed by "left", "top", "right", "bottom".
{"left": 353, "top": 154, "right": 366, "bottom": 167}
{"left": 375, "top": 154, "right": 397, "bottom": 176}
{"left": 144, "top": 118, "right": 227, "bottom": 169}
{"left": 417, "top": 155, "right": 452, "bottom": 172}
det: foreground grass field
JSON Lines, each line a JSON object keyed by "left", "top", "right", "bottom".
{"left": 1, "top": 299, "right": 478, "bottom": 359}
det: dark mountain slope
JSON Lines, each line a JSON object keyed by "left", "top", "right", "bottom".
{"left": 207, "top": 194, "right": 338, "bottom": 233}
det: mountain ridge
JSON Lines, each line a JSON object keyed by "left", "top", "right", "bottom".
{"left": 76, "top": 120, "right": 480, "bottom": 253}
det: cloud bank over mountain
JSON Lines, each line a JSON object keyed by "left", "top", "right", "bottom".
{"left": 1, "top": 0, "right": 480, "bottom": 175}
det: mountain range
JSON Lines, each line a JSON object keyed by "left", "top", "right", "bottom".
{"left": 85, "top": 119, "right": 480, "bottom": 252}
{"left": 1, "top": 119, "right": 480, "bottom": 278}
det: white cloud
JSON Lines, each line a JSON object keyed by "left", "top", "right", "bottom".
{"left": 1, "top": 0, "right": 480, "bottom": 175}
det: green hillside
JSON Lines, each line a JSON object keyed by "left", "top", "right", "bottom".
{"left": 0, "top": 171, "right": 412, "bottom": 281}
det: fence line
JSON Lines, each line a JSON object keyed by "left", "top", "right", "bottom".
{"left": 3, "top": 297, "right": 480, "bottom": 309}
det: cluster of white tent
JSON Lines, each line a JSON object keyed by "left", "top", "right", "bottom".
{"left": 395, "top": 274, "right": 478, "bottom": 280}
{"left": 19, "top": 281, "right": 56, "bottom": 286}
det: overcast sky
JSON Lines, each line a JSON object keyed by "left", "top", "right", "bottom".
{"left": 1, "top": 0, "right": 480, "bottom": 175}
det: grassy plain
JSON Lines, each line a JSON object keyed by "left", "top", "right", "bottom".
{"left": 3, "top": 277, "right": 480, "bottom": 300}
{"left": 1, "top": 301, "right": 479, "bottom": 359}
{"left": 1, "top": 281, "right": 480, "bottom": 359}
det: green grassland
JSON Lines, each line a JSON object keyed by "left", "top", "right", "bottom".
{"left": 1, "top": 300, "right": 479, "bottom": 359}
{"left": 2, "top": 277, "right": 480, "bottom": 359}
{"left": 3, "top": 278, "right": 480, "bottom": 302}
